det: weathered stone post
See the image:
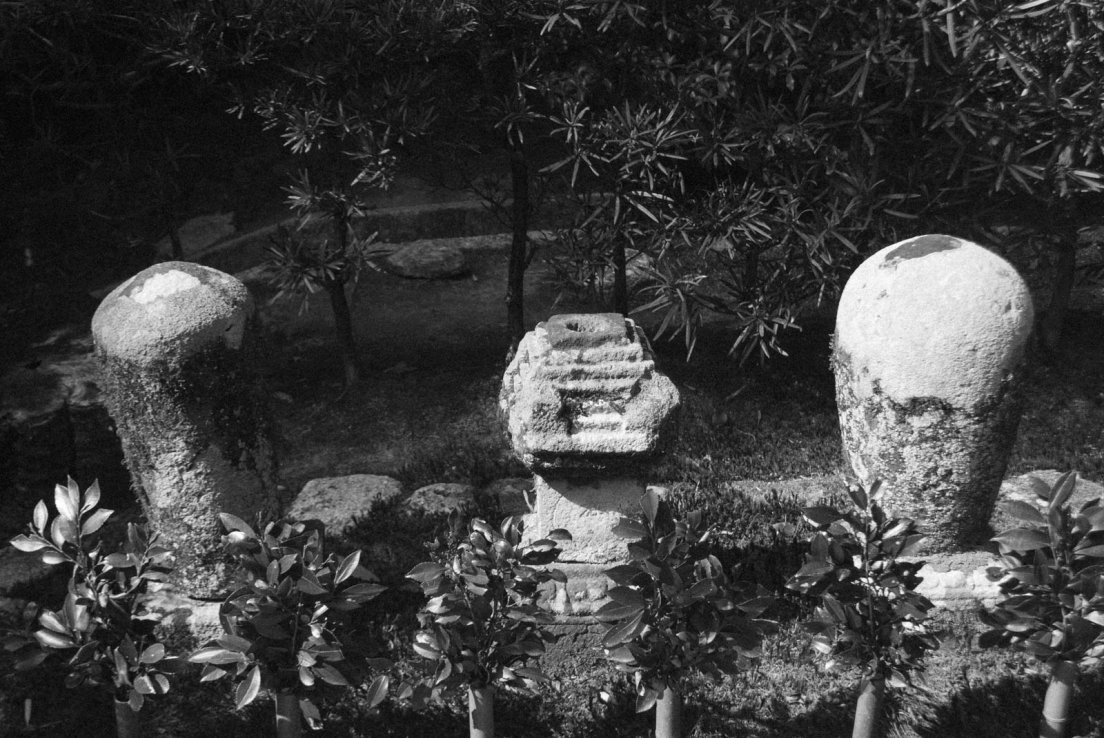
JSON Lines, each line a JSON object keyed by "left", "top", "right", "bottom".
{"left": 833, "top": 235, "right": 1034, "bottom": 551}
{"left": 92, "top": 261, "right": 278, "bottom": 597}
{"left": 500, "top": 313, "right": 679, "bottom": 625}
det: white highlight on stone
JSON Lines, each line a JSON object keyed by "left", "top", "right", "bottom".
{"left": 130, "top": 270, "right": 202, "bottom": 305}
{"left": 836, "top": 234, "right": 1034, "bottom": 410}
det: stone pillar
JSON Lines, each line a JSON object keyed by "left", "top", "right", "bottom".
{"left": 92, "top": 262, "right": 278, "bottom": 597}
{"left": 833, "top": 235, "right": 1034, "bottom": 552}
{"left": 500, "top": 313, "right": 679, "bottom": 617}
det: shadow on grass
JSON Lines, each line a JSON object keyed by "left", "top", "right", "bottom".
{"left": 910, "top": 666, "right": 1104, "bottom": 738}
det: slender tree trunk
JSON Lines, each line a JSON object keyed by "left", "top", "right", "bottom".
{"left": 469, "top": 684, "right": 494, "bottom": 738}
{"left": 327, "top": 213, "right": 360, "bottom": 386}
{"left": 1040, "top": 234, "right": 1077, "bottom": 355}
{"left": 852, "top": 676, "right": 885, "bottom": 738}
{"left": 326, "top": 278, "right": 360, "bottom": 387}
{"left": 506, "top": 142, "right": 529, "bottom": 353}
{"left": 1039, "top": 660, "right": 1077, "bottom": 738}
{"left": 612, "top": 237, "right": 628, "bottom": 316}
{"left": 169, "top": 225, "right": 183, "bottom": 260}
{"left": 655, "top": 685, "right": 683, "bottom": 738}
{"left": 113, "top": 698, "right": 143, "bottom": 738}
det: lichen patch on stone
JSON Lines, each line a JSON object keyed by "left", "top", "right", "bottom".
{"left": 128, "top": 270, "right": 202, "bottom": 305}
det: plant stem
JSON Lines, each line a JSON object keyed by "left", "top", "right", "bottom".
{"left": 1040, "top": 219, "right": 1077, "bottom": 355}
{"left": 655, "top": 684, "right": 683, "bottom": 738}
{"left": 469, "top": 684, "right": 495, "bottom": 738}
{"left": 852, "top": 675, "right": 884, "bottom": 738}
{"left": 114, "top": 698, "right": 143, "bottom": 738}
{"left": 612, "top": 236, "right": 628, "bottom": 316}
{"left": 325, "top": 278, "right": 361, "bottom": 387}
{"left": 1039, "top": 660, "right": 1077, "bottom": 738}
{"left": 275, "top": 691, "right": 302, "bottom": 738}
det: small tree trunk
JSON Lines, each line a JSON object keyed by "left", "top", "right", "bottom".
{"left": 468, "top": 684, "right": 494, "bottom": 738}
{"left": 655, "top": 685, "right": 683, "bottom": 738}
{"left": 275, "top": 692, "right": 302, "bottom": 738}
{"left": 506, "top": 143, "right": 530, "bottom": 353}
{"left": 852, "top": 675, "right": 885, "bottom": 738}
{"left": 612, "top": 238, "right": 628, "bottom": 316}
{"left": 1040, "top": 236, "right": 1077, "bottom": 355}
{"left": 325, "top": 278, "right": 361, "bottom": 386}
{"left": 168, "top": 225, "right": 183, "bottom": 260}
{"left": 114, "top": 698, "right": 143, "bottom": 738}
{"left": 1039, "top": 660, "right": 1078, "bottom": 738}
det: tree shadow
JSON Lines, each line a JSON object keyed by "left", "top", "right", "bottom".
{"left": 911, "top": 667, "right": 1104, "bottom": 738}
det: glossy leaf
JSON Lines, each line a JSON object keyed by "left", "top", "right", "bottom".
{"left": 9, "top": 535, "right": 48, "bottom": 553}
{"left": 365, "top": 674, "right": 389, "bottom": 708}
{"left": 235, "top": 665, "right": 261, "bottom": 709}
{"left": 219, "top": 513, "right": 256, "bottom": 539}
{"left": 334, "top": 550, "right": 360, "bottom": 585}
{"left": 1003, "top": 499, "right": 1046, "bottom": 527}
{"left": 993, "top": 528, "right": 1051, "bottom": 551}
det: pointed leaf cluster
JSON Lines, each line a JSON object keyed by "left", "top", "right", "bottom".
{"left": 4, "top": 478, "right": 178, "bottom": 708}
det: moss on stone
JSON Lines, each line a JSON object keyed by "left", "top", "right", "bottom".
{"left": 95, "top": 322, "right": 277, "bottom": 598}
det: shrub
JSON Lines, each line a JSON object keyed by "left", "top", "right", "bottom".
{"left": 979, "top": 471, "right": 1104, "bottom": 738}
{"left": 598, "top": 487, "right": 777, "bottom": 738}
{"left": 403, "top": 515, "right": 570, "bottom": 737}
{"left": 189, "top": 515, "right": 389, "bottom": 736}
{"left": 786, "top": 482, "right": 939, "bottom": 738}
{"left": 5, "top": 479, "right": 179, "bottom": 735}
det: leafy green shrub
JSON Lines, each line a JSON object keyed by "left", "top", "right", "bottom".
{"left": 402, "top": 516, "right": 570, "bottom": 737}
{"left": 189, "top": 515, "right": 389, "bottom": 735}
{"left": 979, "top": 471, "right": 1104, "bottom": 738}
{"left": 598, "top": 487, "right": 777, "bottom": 738}
{"left": 786, "top": 482, "right": 939, "bottom": 738}
{"left": 5, "top": 479, "right": 179, "bottom": 729}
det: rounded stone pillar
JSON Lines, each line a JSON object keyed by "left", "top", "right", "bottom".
{"left": 501, "top": 313, "right": 679, "bottom": 617}
{"left": 92, "top": 262, "right": 278, "bottom": 597}
{"left": 833, "top": 235, "right": 1034, "bottom": 552}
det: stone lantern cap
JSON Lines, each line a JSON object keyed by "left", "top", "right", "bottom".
{"left": 92, "top": 261, "right": 252, "bottom": 366}
{"left": 500, "top": 313, "right": 679, "bottom": 476}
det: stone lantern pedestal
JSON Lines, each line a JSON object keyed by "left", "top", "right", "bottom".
{"left": 92, "top": 262, "right": 278, "bottom": 599}
{"left": 500, "top": 313, "right": 679, "bottom": 622}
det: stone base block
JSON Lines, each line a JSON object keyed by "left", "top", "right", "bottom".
{"left": 532, "top": 476, "right": 643, "bottom": 564}
{"left": 144, "top": 585, "right": 223, "bottom": 649}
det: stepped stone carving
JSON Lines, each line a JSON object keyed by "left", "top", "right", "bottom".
{"left": 833, "top": 235, "right": 1034, "bottom": 552}
{"left": 92, "top": 261, "right": 278, "bottom": 598}
{"left": 501, "top": 313, "right": 679, "bottom": 619}
{"left": 501, "top": 313, "right": 679, "bottom": 476}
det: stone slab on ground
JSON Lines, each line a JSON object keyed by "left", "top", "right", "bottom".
{"left": 144, "top": 584, "right": 223, "bottom": 649}
{"left": 287, "top": 474, "right": 405, "bottom": 534}
{"left": 404, "top": 482, "right": 477, "bottom": 517}
{"left": 380, "top": 241, "right": 470, "bottom": 279}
